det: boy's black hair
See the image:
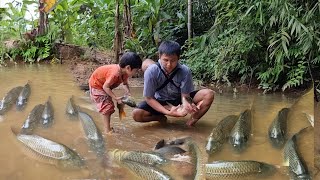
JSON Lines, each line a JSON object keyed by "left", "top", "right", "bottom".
{"left": 119, "top": 52, "right": 142, "bottom": 69}
{"left": 158, "top": 40, "right": 181, "bottom": 57}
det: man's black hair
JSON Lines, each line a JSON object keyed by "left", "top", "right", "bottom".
{"left": 158, "top": 40, "right": 181, "bottom": 57}
{"left": 119, "top": 52, "right": 142, "bottom": 69}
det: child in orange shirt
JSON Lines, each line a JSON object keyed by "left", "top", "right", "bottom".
{"left": 89, "top": 52, "right": 142, "bottom": 134}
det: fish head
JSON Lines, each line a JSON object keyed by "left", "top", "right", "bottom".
{"left": 121, "top": 96, "right": 137, "bottom": 107}
{"left": 205, "top": 136, "right": 222, "bottom": 154}
{"left": 229, "top": 132, "right": 248, "bottom": 152}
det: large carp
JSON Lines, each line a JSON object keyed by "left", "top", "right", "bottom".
{"left": 20, "top": 104, "right": 45, "bottom": 134}
{"left": 40, "top": 97, "right": 54, "bottom": 128}
{"left": 78, "top": 111, "right": 105, "bottom": 158}
{"left": 283, "top": 127, "right": 312, "bottom": 179}
{"left": 205, "top": 160, "right": 275, "bottom": 179}
{"left": 65, "top": 96, "right": 78, "bottom": 119}
{"left": 15, "top": 133, "right": 85, "bottom": 169}
{"left": 0, "top": 86, "right": 23, "bottom": 115}
{"left": 187, "top": 139, "right": 205, "bottom": 180}
{"left": 206, "top": 115, "right": 238, "bottom": 154}
{"left": 16, "top": 82, "right": 31, "bottom": 111}
{"left": 108, "top": 149, "right": 166, "bottom": 166}
{"left": 121, "top": 160, "right": 172, "bottom": 180}
{"left": 268, "top": 108, "right": 289, "bottom": 148}
{"left": 229, "top": 109, "right": 252, "bottom": 152}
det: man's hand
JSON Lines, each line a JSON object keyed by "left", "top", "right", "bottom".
{"left": 169, "top": 105, "right": 188, "bottom": 117}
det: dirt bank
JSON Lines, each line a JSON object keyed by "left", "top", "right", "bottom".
{"left": 57, "top": 43, "right": 144, "bottom": 90}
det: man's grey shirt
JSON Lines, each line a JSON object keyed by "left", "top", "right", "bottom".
{"left": 143, "top": 60, "right": 194, "bottom": 101}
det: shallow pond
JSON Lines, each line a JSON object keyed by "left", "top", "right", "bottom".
{"left": 0, "top": 64, "right": 314, "bottom": 180}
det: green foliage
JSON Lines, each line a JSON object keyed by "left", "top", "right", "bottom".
{"left": 184, "top": 0, "right": 320, "bottom": 92}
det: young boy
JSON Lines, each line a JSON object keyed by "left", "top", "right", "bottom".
{"left": 89, "top": 52, "right": 142, "bottom": 134}
{"left": 132, "top": 40, "right": 214, "bottom": 126}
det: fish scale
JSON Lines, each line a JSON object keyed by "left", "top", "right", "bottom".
{"left": 205, "top": 161, "right": 275, "bottom": 179}
{"left": 121, "top": 160, "right": 172, "bottom": 180}
{"left": 78, "top": 111, "right": 105, "bottom": 157}
{"left": 229, "top": 109, "right": 252, "bottom": 152}
{"left": 16, "top": 83, "right": 31, "bottom": 110}
{"left": 284, "top": 132, "right": 310, "bottom": 179}
{"left": 206, "top": 115, "right": 238, "bottom": 154}
{"left": 0, "top": 86, "right": 23, "bottom": 115}
{"left": 108, "top": 149, "right": 166, "bottom": 166}
{"left": 268, "top": 108, "right": 289, "bottom": 148}
{"left": 16, "top": 134, "right": 84, "bottom": 169}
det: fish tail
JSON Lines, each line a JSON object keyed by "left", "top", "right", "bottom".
{"left": 119, "top": 110, "right": 126, "bottom": 120}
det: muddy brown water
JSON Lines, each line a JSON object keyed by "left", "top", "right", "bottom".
{"left": 0, "top": 64, "right": 315, "bottom": 180}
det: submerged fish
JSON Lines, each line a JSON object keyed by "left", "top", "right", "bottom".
{"left": 15, "top": 133, "right": 85, "bottom": 169}
{"left": 0, "top": 86, "right": 23, "bottom": 115}
{"left": 268, "top": 108, "right": 289, "bottom": 148}
{"left": 283, "top": 127, "right": 312, "bottom": 179}
{"left": 20, "top": 104, "right": 45, "bottom": 134}
{"left": 121, "top": 95, "right": 137, "bottom": 108}
{"left": 117, "top": 103, "right": 126, "bottom": 120}
{"left": 16, "top": 82, "right": 31, "bottom": 111}
{"left": 229, "top": 109, "right": 252, "bottom": 152}
{"left": 66, "top": 96, "right": 78, "bottom": 119}
{"left": 206, "top": 115, "right": 238, "bottom": 154}
{"left": 121, "top": 160, "right": 172, "bottom": 180}
{"left": 40, "top": 97, "right": 54, "bottom": 128}
{"left": 205, "top": 160, "right": 276, "bottom": 179}
{"left": 78, "top": 111, "right": 105, "bottom": 158}
{"left": 108, "top": 149, "right": 166, "bottom": 166}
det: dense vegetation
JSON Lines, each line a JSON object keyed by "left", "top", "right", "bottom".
{"left": 0, "top": 0, "right": 319, "bottom": 94}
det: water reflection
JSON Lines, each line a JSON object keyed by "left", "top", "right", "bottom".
{"left": 0, "top": 64, "right": 314, "bottom": 179}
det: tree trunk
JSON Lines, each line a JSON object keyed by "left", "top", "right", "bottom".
{"left": 114, "top": 0, "right": 121, "bottom": 62}
{"left": 187, "top": 0, "right": 193, "bottom": 41}
{"left": 39, "top": 0, "right": 46, "bottom": 35}
{"left": 123, "top": 0, "right": 132, "bottom": 38}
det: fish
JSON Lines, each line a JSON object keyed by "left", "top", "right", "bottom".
{"left": 283, "top": 127, "right": 312, "bottom": 179}
{"left": 121, "top": 95, "right": 137, "bottom": 108}
{"left": 16, "top": 82, "right": 31, "bottom": 111}
{"left": 206, "top": 115, "right": 238, "bottom": 154}
{"left": 108, "top": 149, "right": 166, "bottom": 166}
{"left": 78, "top": 111, "right": 105, "bottom": 158}
{"left": 229, "top": 109, "right": 252, "bottom": 152}
{"left": 154, "top": 146, "right": 186, "bottom": 157}
{"left": 0, "top": 86, "right": 23, "bottom": 115}
{"left": 20, "top": 104, "right": 45, "bottom": 134}
{"left": 40, "top": 97, "right": 54, "bottom": 128}
{"left": 117, "top": 103, "right": 126, "bottom": 120}
{"left": 121, "top": 160, "right": 172, "bottom": 180}
{"left": 187, "top": 139, "right": 206, "bottom": 180}
{"left": 268, "top": 108, "right": 290, "bottom": 148}
{"left": 15, "top": 133, "right": 85, "bottom": 170}
{"left": 205, "top": 160, "right": 276, "bottom": 179}
{"left": 65, "top": 96, "right": 78, "bottom": 119}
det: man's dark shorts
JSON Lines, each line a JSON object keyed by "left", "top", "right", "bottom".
{"left": 137, "top": 91, "right": 198, "bottom": 115}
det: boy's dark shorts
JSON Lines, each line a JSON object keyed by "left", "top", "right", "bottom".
{"left": 137, "top": 91, "right": 198, "bottom": 115}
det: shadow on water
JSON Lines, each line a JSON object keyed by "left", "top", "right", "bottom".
{"left": 0, "top": 64, "right": 314, "bottom": 180}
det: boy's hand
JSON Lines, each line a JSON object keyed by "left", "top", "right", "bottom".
{"left": 115, "top": 97, "right": 123, "bottom": 104}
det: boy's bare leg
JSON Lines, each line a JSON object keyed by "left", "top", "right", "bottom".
{"left": 132, "top": 109, "right": 167, "bottom": 124}
{"left": 102, "top": 113, "right": 113, "bottom": 134}
{"left": 186, "top": 89, "right": 214, "bottom": 126}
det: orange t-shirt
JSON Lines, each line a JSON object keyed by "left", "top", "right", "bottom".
{"left": 89, "top": 64, "right": 129, "bottom": 90}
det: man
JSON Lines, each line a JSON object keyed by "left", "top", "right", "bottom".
{"left": 132, "top": 40, "right": 214, "bottom": 126}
